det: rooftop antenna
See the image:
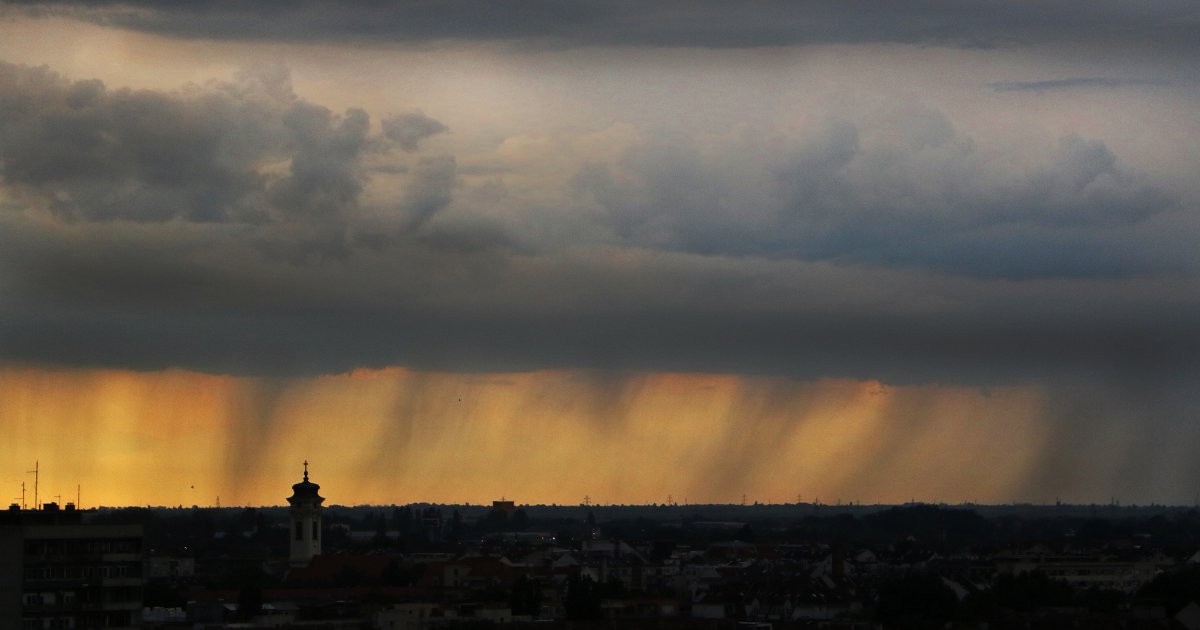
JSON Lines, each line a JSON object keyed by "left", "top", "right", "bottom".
{"left": 26, "top": 461, "right": 38, "bottom": 510}
{"left": 14, "top": 481, "right": 25, "bottom": 510}
{"left": 583, "top": 495, "right": 590, "bottom": 507}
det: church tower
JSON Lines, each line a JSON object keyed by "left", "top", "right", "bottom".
{"left": 287, "top": 461, "right": 324, "bottom": 567}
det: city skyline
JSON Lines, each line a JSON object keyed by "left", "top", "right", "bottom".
{"left": 1, "top": 2, "right": 1199, "bottom": 507}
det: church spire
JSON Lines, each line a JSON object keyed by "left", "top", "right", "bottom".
{"left": 288, "top": 460, "right": 324, "bottom": 567}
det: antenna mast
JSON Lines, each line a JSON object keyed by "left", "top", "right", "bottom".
{"left": 26, "top": 461, "right": 38, "bottom": 510}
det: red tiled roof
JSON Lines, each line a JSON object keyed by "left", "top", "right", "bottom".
{"left": 185, "top": 585, "right": 430, "bottom": 603}
{"left": 286, "top": 554, "right": 398, "bottom": 583}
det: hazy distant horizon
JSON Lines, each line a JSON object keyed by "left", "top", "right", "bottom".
{"left": 71, "top": 501, "right": 1200, "bottom": 516}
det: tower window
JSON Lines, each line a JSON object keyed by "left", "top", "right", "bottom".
{"left": 295, "top": 522, "right": 302, "bottom": 540}
{"left": 312, "top": 521, "right": 319, "bottom": 540}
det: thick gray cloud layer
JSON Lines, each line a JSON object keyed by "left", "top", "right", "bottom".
{"left": 574, "top": 122, "right": 1177, "bottom": 279}
{"left": 0, "top": 62, "right": 453, "bottom": 260}
{"left": 0, "top": 61, "right": 1197, "bottom": 386}
{"left": 11, "top": 0, "right": 1200, "bottom": 51}
{"left": 989, "top": 78, "right": 1167, "bottom": 93}
{"left": 384, "top": 113, "right": 448, "bottom": 153}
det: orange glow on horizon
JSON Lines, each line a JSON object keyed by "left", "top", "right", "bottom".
{"left": 0, "top": 365, "right": 1051, "bottom": 508}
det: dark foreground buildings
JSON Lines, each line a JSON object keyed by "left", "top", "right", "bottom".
{"left": 143, "top": 490, "right": 1200, "bottom": 629}
{"left": 12, "top": 467, "right": 1200, "bottom": 628}
{"left": 0, "top": 502, "right": 144, "bottom": 629}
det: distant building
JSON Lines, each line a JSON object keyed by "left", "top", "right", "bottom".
{"left": 287, "top": 461, "right": 325, "bottom": 567}
{"left": 420, "top": 506, "right": 445, "bottom": 542}
{"left": 492, "top": 500, "right": 516, "bottom": 518}
{"left": 0, "top": 502, "right": 144, "bottom": 630}
{"left": 995, "top": 553, "right": 1162, "bottom": 592}
{"left": 144, "top": 554, "right": 195, "bottom": 580}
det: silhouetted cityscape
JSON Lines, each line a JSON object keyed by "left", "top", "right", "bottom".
{"left": 9, "top": 465, "right": 1200, "bottom": 628}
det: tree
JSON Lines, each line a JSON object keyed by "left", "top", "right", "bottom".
{"left": 235, "top": 586, "right": 262, "bottom": 620}
{"left": 510, "top": 574, "right": 543, "bottom": 616}
{"left": 875, "top": 573, "right": 958, "bottom": 629}
{"left": 565, "top": 574, "right": 602, "bottom": 620}
{"left": 990, "top": 571, "right": 1074, "bottom": 612}
{"left": 449, "top": 509, "right": 463, "bottom": 544}
{"left": 1140, "top": 566, "right": 1200, "bottom": 615}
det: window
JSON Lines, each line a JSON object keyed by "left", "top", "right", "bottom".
{"left": 295, "top": 522, "right": 303, "bottom": 540}
{"left": 312, "top": 521, "right": 319, "bottom": 541}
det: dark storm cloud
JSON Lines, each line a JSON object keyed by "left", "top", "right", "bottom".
{"left": 268, "top": 103, "right": 371, "bottom": 221}
{"left": 0, "top": 61, "right": 453, "bottom": 260}
{"left": 0, "top": 63, "right": 270, "bottom": 223}
{"left": 575, "top": 119, "right": 1182, "bottom": 279}
{"left": 989, "top": 78, "right": 1167, "bottom": 92}
{"left": 11, "top": 0, "right": 1200, "bottom": 51}
{"left": 0, "top": 62, "right": 1197, "bottom": 387}
{"left": 2, "top": 207, "right": 1198, "bottom": 385}
{"left": 383, "top": 113, "right": 449, "bottom": 153}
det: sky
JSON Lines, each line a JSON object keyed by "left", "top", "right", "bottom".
{"left": 1, "top": 1, "right": 1199, "bottom": 508}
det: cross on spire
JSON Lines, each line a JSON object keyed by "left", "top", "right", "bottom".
{"left": 303, "top": 460, "right": 309, "bottom": 482}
